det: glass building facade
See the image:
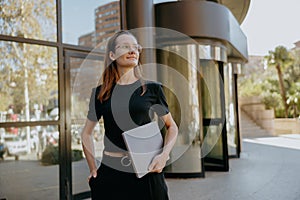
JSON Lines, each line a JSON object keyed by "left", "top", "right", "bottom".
{"left": 0, "top": 0, "right": 249, "bottom": 199}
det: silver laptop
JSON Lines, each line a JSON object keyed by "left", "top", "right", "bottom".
{"left": 122, "top": 121, "right": 163, "bottom": 178}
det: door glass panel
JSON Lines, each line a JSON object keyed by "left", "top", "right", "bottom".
{"left": 0, "top": 0, "right": 57, "bottom": 41}
{"left": 0, "top": 125, "right": 59, "bottom": 199}
{"left": 202, "top": 125, "right": 223, "bottom": 161}
{"left": 200, "top": 60, "right": 222, "bottom": 119}
{"left": 0, "top": 41, "right": 58, "bottom": 122}
{"left": 62, "top": 0, "right": 120, "bottom": 48}
{"left": 224, "top": 63, "right": 238, "bottom": 156}
{"left": 157, "top": 45, "right": 203, "bottom": 175}
{"left": 200, "top": 59, "right": 228, "bottom": 170}
{"left": 69, "top": 55, "right": 105, "bottom": 195}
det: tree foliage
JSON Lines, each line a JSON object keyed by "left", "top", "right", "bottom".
{"left": 0, "top": 0, "right": 57, "bottom": 119}
{"left": 239, "top": 45, "right": 300, "bottom": 118}
{"left": 0, "top": 0, "right": 56, "bottom": 40}
{"left": 265, "top": 46, "right": 293, "bottom": 117}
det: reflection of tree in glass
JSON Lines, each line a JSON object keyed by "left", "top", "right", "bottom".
{"left": 0, "top": 0, "right": 57, "bottom": 119}
{"left": 0, "top": 0, "right": 56, "bottom": 40}
{"left": 0, "top": 0, "right": 57, "bottom": 153}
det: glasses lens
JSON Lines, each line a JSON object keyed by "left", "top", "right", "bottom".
{"left": 116, "top": 44, "right": 142, "bottom": 53}
{"left": 136, "top": 44, "right": 142, "bottom": 53}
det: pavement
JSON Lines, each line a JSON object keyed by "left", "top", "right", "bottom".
{"left": 0, "top": 134, "right": 300, "bottom": 200}
{"left": 167, "top": 135, "right": 300, "bottom": 200}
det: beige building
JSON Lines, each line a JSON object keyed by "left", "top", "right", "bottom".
{"left": 78, "top": 32, "right": 95, "bottom": 47}
{"left": 79, "top": 1, "right": 120, "bottom": 48}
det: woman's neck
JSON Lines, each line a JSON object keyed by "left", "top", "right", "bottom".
{"left": 117, "top": 67, "right": 138, "bottom": 85}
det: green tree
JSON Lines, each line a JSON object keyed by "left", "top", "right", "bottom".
{"left": 265, "top": 46, "right": 293, "bottom": 118}
{"left": 0, "top": 0, "right": 56, "bottom": 152}
{"left": 0, "top": 0, "right": 56, "bottom": 116}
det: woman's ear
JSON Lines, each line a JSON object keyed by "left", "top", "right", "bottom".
{"left": 109, "top": 51, "right": 116, "bottom": 61}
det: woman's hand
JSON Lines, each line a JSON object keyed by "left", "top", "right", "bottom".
{"left": 148, "top": 113, "right": 178, "bottom": 173}
{"left": 88, "top": 168, "right": 97, "bottom": 182}
{"left": 148, "top": 153, "right": 169, "bottom": 173}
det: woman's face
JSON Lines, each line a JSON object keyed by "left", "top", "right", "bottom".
{"left": 110, "top": 34, "right": 141, "bottom": 69}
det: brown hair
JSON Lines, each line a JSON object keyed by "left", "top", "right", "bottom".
{"left": 98, "top": 30, "right": 146, "bottom": 102}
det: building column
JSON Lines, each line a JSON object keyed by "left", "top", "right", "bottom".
{"left": 120, "top": 0, "right": 157, "bottom": 80}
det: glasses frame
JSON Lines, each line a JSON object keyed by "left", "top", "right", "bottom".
{"left": 115, "top": 43, "right": 143, "bottom": 53}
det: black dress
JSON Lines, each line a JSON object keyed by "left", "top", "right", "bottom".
{"left": 87, "top": 79, "right": 169, "bottom": 200}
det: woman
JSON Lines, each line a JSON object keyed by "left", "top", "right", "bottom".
{"left": 81, "top": 30, "right": 178, "bottom": 200}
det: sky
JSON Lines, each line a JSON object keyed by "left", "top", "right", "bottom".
{"left": 63, "top": 0, "right": 300, "bottom": 56}
{"left": 241, "top": 0, "right": 300, "bottom": 56}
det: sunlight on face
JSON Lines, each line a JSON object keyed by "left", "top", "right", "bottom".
{"left": 113, "top": 34, "right": 141, "bottom": 68}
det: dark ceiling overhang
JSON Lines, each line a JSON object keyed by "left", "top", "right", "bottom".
{"left": 218, "top": 0, "right": 251, "bottom": 24}
{"left": 155, "top": 1, "right": 249, "bottom": 62}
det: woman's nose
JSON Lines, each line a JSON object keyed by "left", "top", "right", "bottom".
{"left": 128, "top": 49, "right": 135, "bottom": 54}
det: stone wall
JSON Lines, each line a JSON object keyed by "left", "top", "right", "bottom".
{"left": 274, "top": 118, "right": 300, "bottom": 135}
{"left": 239, "top": 96, "right": 275, "bottom": 135}
{"left": 239, "top": 96, "right": 300, "bottom": 135}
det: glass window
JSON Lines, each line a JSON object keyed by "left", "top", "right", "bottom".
{"left": 200, "top": 59, "right": 228, "bottom": 170}
{"left": 157, "top": 44, "right": 203, "bottom": 174}
{"left": 0, "top": 41, "right": 58, "bottom": 122}
{"left": 202, "top": 125, "right": 223, "bottom": 160}
{"left": 62, "top": 0, "right": 120, "bottom": 48}
{"left": 224, "top": 63, "right": 239, "bottom": 156}
{"left": 0, "top": 125, "right": 59, "bottom": 199}
{"left": 68, "top": 55, "right": 104, "bottom": 195}
{"left": 0, "top": 0, "right": 57, "bottom": 41}
{"left": 200, "top": 60, "right": 222, "bottom": 119}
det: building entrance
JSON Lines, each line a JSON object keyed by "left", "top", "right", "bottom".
{"left": 64, "top": 50, "right": 104, "bottom": 199}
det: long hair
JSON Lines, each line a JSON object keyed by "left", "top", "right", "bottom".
{"left": 98, "top": 30, "right": 146, "bottom": 102}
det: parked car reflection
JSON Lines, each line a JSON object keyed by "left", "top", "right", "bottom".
{"left": 1, "top": 134, "right": 27, "bottom": 160}
{"left": 0, "top": 141, "right": 6, "bottom": 159}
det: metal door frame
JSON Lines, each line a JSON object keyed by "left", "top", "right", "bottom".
{"left": 63, "top": 50, "right": 103, "bottom": 200}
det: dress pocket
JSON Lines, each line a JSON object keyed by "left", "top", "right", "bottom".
{"left": 148, "top": 173, "right": 169, "bottom": 200}
{"left": 88, "top": 176, "right": 95, "bottom": 188}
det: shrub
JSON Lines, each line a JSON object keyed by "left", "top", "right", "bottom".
{"left": 41, "top": 145, "right": 83, "bottom": 165}
{"left": 72, "top": 149, "right": 83, "bottom": 162}
{"left": 41, "top": 145, "right": 59, "bottom": 165}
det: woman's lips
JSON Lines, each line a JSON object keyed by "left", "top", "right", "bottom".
{"left": 126, "top": 56, "right": 136, "bottom": 60}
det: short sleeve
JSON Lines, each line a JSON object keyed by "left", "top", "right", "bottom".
{"left": 154, "top": 84, "right": 169, "bottom": 117}
{"left": 87, "top": 88, "right": 99, "bottom": 122}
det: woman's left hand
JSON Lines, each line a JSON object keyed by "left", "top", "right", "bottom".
{"left": 148, "top": 153, "right": 169, "bottom": 173}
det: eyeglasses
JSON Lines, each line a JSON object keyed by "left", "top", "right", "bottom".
{"left": 115, "top": 43, "right": 142, "bottom": 53}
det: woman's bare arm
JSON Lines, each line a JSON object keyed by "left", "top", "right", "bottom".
{"left": 148, "top": 113, "right": 178, "bottom": 173}
{"left": 81, "top": 119, "right": 98, "bottom": 178}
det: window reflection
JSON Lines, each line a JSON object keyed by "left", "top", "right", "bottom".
{"left": 0, "top": 0, "right": 57, "bottom": 41}
{"left": 202, "top": 125, "right": 223, "bottom": 160}
{"left": 224, "top": 63, "right": 238, "bottom": 156}
{"left": 69, "top": 55, "right": 105, "bottom": 195}
{"left": 0, "top": 41, "right": 58, "bottom": 122}
{"left": 158, "top": 45, "right": 200, "bottom": 146}
{"left": 157, "top": 44, "right": 202, "bottom": 174}
{"left": 62, "top": 0, "right": 120, "bottom": 47}
{"left": 0, "top": 126, "right": 59, "bottom": 160}
{"left": 200, "top": 60, "right": 222, "bottom": 119}
{"left": 0, "top": 125, "right": 59, "bottom": 199}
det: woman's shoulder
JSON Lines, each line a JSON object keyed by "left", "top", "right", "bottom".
{"left": 143, "top": 80, "right": 164, "bottom": 95}
{"left": 144, "top": 79, "right": 163, "bottom": 87}
{"left": 90, "top": 85, "right": 102, "bottom": 96}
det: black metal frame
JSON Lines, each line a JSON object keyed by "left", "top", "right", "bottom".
{"left": 64, "top": 50, "right": 103, "bottom": 199}
{"left": 226, "top": 67, "right": 241, "bottom": 159}
{"left": 202, "top": 61, "right": 229, "bottom": 172}
{"left": 234, "top": 73, "right": 241, "bottom": 158}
